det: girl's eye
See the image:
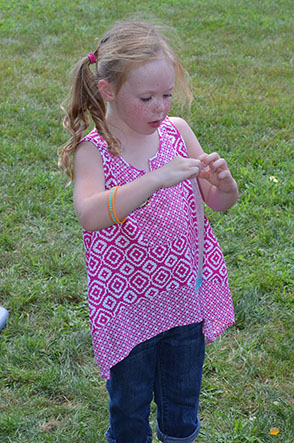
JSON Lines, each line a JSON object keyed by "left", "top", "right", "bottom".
{"left": 140, "top": 97, "right": 152, "bottom": 102}
{"left": 140, "top": 94, "right": 172, "bottom": 102}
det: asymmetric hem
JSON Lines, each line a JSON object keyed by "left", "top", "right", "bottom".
{"left": 81, "top": 117, "right": 235, "bottom": 379}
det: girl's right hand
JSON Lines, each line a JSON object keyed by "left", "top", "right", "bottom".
{"left": 74, "top": 145, "right": 201, "bottom": 231}
{"left": 153, "top": 156, "right": 202, "bottom": 189}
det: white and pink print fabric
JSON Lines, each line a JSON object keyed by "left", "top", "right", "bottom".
{"left": 81, "top": 117, "right": 235, "bottom": 379}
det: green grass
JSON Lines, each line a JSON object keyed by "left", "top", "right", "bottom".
{"left": 1, "top": 0, "right": 293, "bottom": 441}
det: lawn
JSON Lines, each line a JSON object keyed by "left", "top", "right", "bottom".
{"left": 1, "top": 0, "right": 294, "bottom": 441}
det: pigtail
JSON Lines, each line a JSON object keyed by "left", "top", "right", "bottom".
{"left": 59, "top": 19, "right": 193, "bottom": 181}
{"left": 59, "top": 54, "right": 119, "bottom": 180}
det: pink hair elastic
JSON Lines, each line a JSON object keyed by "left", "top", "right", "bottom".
{"left": 88, "top": 52, "right": 97, "bottom": 64}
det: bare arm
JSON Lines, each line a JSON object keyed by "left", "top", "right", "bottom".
{"left": 73, "top": 141, "right": 202, "bottom": 231}
{"left": 170, "top": 117, "right": 239, "bottom": 211}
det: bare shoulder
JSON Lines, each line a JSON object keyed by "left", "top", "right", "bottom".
{"left": 74, "top": 140, "right": 102, "bottom": 165}
{"left": 169, "top": 117, "right": 204, "bottom": 158}
{"left": 73, "top": 140, "right": 105, "bottom": 193}
{"left": 74, "top": 141, "right": 104, "bottom": 176}
{"left": 169, "top": 116, "right": 191, "bottom": 135}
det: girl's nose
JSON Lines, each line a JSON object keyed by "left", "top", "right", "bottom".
{"left": 153, "top": 97, "right": 165, "bottom": 113}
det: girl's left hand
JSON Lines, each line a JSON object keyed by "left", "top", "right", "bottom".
{"left": 198, "top": 152, "right": 237, "bottom": 193}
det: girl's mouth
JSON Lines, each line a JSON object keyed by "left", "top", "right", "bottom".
{"left": 148, "top": 120, "right": 162, "bottom": 128}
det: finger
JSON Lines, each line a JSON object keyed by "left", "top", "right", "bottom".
{"left": 211, "top": 158, "right": 227, "bottom": 171}
{"left": 218, "top": 169, "right": 231, "bottom": 180}
{"left": 191, "top": 162, "right": 201, "bottom": 177}
{"left": 198, "top": 168, "right": 211, "bottom": 180}
{"left": 189, "top": 158, "right": 202, "bottom": 169}
{"left": 199, "top": 153, "right": 209, "bottom": 162}
{"left": 200, "top": 152, "right": 220, "bottom": 166}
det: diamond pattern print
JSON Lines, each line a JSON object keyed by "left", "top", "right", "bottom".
{"left": 81, "top": 117, "right": 235, "bottom": 379}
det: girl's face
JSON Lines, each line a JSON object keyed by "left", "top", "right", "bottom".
{"left": 109, "top": 58, "right": 175, "bottom": 136}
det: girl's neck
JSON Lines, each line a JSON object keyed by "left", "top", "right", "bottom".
{"left": 106, "top": 111, "right": 160, "bottom": 171}
{"left": 118, "top": 130, "right": 160, "bottom": 172}
{"left": 105, "top": 108, "right": 148, "bottom": 145}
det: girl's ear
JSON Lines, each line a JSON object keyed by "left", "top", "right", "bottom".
{"left": 98, "top": 79, "right": 115, "bottom": 102}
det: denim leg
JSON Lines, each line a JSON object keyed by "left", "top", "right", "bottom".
{"left": 154, "top": 323, "right": 205, "bottom": 442}
{"left": 105, "top": 336, "right": 159, "bottom": 443}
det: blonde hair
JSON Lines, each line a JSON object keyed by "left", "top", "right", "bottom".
{"left": 59, "top": 19, "right": 193, "bottom": 180}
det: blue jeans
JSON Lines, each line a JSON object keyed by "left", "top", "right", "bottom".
{"left": 105, "top": 322, "right": 205, "bottom": 443}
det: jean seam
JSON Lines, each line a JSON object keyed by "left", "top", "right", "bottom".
{"left": 159, "top": 341, "right": 169, "bottom": 436}
{"left": 157, "top": 422, "right": 200, "bottom": 442}
{"left": 156, "top": 344, "right": 163, "bottom": 435}
{"left": 106, "top": 427, "right": 153, "bottom": 443}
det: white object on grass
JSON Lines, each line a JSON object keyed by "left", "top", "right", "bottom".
{"left": 0, "top": 306, "right": 9, "bottom": 331}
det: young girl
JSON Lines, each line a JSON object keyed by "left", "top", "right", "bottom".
{"left": 60, "top": 19, "right": 238, "bottom": 443}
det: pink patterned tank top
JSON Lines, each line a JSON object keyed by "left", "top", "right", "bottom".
{"left": 81, "top": 117, "right": 235, "bottom": 379}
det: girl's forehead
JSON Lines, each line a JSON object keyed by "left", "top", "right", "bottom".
{"left": 125, "top": 58, "right": 175, "bottom": 90}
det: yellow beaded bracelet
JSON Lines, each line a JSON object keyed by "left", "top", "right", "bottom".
{"left": 107, "top": 186, "right": 127, "bottom": 224}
